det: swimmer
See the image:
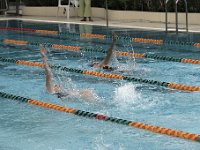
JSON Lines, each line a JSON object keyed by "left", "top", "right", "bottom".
{"left": 40, "top": 46, "right": 97, "bottom": 101}
{"left": 90, "top": 32, "right": 117, "bottom": 71}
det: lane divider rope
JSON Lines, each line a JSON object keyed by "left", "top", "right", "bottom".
{"left": 1, "top": 27, "right": 200, "bottom": 47}
{"left": 132, "top": 38, "right": 163, "bottom": 44}
{"left": 2, "top": 39, "right": 200, "bottom": 65}
{"left": 0, "top": 57, "right": 200, "bottom": 92}
{"left": 0, "top": 91, "right": 200, "bottom": 142}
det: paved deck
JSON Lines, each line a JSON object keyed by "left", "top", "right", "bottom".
{"left": 0, "top": 15, "right": 200, "bottom": 32}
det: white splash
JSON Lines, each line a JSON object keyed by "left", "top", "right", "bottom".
{"left": 113, "top": 83, "right": 141, "bottom": 108}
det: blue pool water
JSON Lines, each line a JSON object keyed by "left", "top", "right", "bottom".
{"left": 0, "top": 20, "right": 200, "bottom": 150}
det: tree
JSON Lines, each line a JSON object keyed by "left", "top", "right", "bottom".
{"left": 22, "top": 0, "right": 200, "bottom": 12}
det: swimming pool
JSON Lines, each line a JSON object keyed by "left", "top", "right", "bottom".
{"left": 0, "top": 19, "right": 200, "bottom": 150}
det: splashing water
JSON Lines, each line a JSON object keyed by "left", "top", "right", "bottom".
{"left": 113, "top": 83, "right": 141, "bottom": 108}
{"left": 122, "top": 33, "right": 136, "bottom": 72}
{"left": 53, "top": 68, "right": 77, "bottom": 91}
{"left": 113, "top": 31, "right": 136, "bottom": 73}
{"left": 53, "top": 68, "right": 100, "bottom": 102}
{"left": 113, "top": 83, "right": 167, "bottom": 111}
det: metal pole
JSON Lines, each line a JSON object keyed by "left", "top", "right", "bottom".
{"left": 16, "top": 0, "right": 20, "bottom": 15}
{"left": 165, "top": 0, "right": 168, "bottom": 32}
{"left": 5, "top": 0, "right": 8, "bottom": 11}
{"left": 184, "top": 0, "right": 188, "bottom": 32}
{"left": 105, "top": 0, "right": 109, "bottom": 27}
{"left": 0, "top": 0, "right": 9, "bottom": 13}
{"left": 175, "top": 0, "right": 178, "bottom": 33}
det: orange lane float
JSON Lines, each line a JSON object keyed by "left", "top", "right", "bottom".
{"left": 80, "top": 33, "right": 106, "bottom": 39}
{"left": 128, "top": 122, "right": 200, "bottom": 141}
{"left": 16, "top": 60, "right": 44, "bottom": 68}
{"left": 83, "top": 70, "right": 123, "bottom": 80}
{"left": 132, "top": 38, "right": 163, "bottom": 44}
{"left": 193, "top": 43, "right": 200, "bottom": 48}
{"left": 168, "top": 83, "right": 200, "bottom": 92}
{"left": 52, "top": 44, "right": 81, "bottom": 51}
{"left": 114, "top": 51, "right": 145, "bottom": 58}
{"left": 28, "top": 99, "right": 76, "bottom": 113}
{"left": 181, "top": 58, "right": 200, "bottom": 64}
{"left": 3, "top": 39, "right": 28, "bottom": 45}
{"left": 35, "top": 30, "right": 58, "bottom": 35}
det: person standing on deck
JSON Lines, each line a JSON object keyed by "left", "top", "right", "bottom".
{"left": 79, "top": 0, "right": 93, "bottom": 21}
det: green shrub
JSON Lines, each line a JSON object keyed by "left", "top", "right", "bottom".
{"left": 23, "top": 0, "right": 58, "bottom": 6}
{"left": 23, "top": 0, "right": 200, "bottom": 12}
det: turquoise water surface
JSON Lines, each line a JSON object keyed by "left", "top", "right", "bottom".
{"left": 0, "top": 20, "right": 200, "bottom": 150}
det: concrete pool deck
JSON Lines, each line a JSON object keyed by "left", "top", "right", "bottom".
{"left": 0, "top": 15, "right": 200, "bottom": 33}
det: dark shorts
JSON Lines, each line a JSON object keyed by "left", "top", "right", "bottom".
{"left": 54, "top": 92, "right": 69, "bottom": 99}
{"left": 102, "top": 66, "right": 115, "bottom": 71}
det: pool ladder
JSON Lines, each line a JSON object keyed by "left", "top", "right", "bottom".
{"left": 165, "top": 0, "right": 188, "bottom": 33}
